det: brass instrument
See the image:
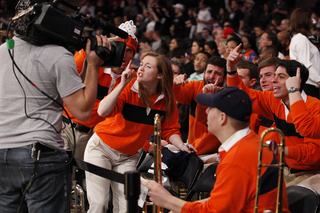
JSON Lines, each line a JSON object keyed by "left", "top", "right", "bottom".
{"left": 254, "top": 127, "right": 285, "bottom": 213}
{"left": 71, "top": 180, "right": 85, "bottom": 213}
{"left": 153, "top": 114, "right": 163, "bottom": 213}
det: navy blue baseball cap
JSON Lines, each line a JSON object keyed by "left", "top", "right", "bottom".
{"left": 196, "top": 86, "right": 252, "bottom": 122}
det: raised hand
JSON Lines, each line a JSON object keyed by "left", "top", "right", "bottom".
{"left": 286, "top": 67, "right": 301, "bottom": 90}
{"left": 227, "top": 43, "right": 242, "bottom": 72}
{"left": 173, "top": 74, "right": 188, "bottom": 86}
{"left": 202, "top": 76, "right": 222, "bottom": 94}
{"left": 120, "top": 60, "right": 134, "bottom": 88}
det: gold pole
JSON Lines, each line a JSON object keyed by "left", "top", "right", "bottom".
{"left": 153, "top": 114, "right": 163, "bottom": 213}
{"left": 254, "top": 127, "right": 285, "bottom": 213}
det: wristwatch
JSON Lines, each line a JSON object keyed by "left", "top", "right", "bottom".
{"left": 288, "top": 87, "right": 300, "bottom": 93}
{"left": 227, "top": 70, "right": 237, "bottom": 75}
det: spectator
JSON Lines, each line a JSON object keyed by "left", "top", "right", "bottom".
{"left": 258, "top": 31, "right": 285, "bottom": 59}
{"left": 150, "top": 30, "right": 168, "bottom": 53}
{"left": 108, "top": 0, "right": 123, "bottom": 20}
{"left": 170, "top": 3, "right": 186, "bottom": 39}
{"left": 185, "top": 7, "right": 198, "bottom": 40}
{"left": 123, "top": 0, "right": 138, "bottom": 21}
{"left": 170, "top": 47, "right": 195, "bottom": 78}
{"left": 132, "top": 36, "right": 151, "bottom": 68}
{"left": 205, "top": 40, "right": 220, "bottom": 57}
{"left": 201, "top": 28, "right": 214, "bottom": 42}
{"left": 226, "top": 36, "right": 243, "bottom": 56}
{"left": 80, "top": 0, "right": 95, "bottom": 17}
{"left": 271, "top": 0, "right": 288, "bottom": 29}
{"left": 289, "top": 8, "right": 320, "bottom": 99}
{"left": 172, "top": 57, "right": 227, "bottom": 155}
{"left": 228, "top": 0, "right": 244, "bottom": 32}
{"left": 257, "top": 45, "right": 279, "bottom": 64}
{"left": 149, "top": 2, "right": 171, "bottom": 38}
{"left": 216, "top": 7, "right": 229, "bottom": 28}
{"left": 277, "top": 30, "right": 290, "bottom": 60}
{"left": 221, "top": 27, "right": 236, "bottom": 39}
{"left": 62, "top": 20, "right": 139, "bottom": 167}
{"left": 169, "top": 37, "right": 184, "bottom": 52}
{"left": 227, "top": 45, "right": 320, "bottom": 186}
{"left": 279, "top": 19, "right": 290, "bottom": 32}
{"left": 253, "top": 25, "right": 265, "bottom": 53}
{"left": 266, "top": 23, "right": 279, "bottom": 35}
{"left": 239, "top": 25, "right": 252, "bottom": 37}
{"left": 218, "top": 38, "right": 228, "bottom": 58}
{"left": 212, "top": 26, "right": 224, "bottom": 44}
{"left": 188, "top": 51, "right": 211, "bottom": 81}
{"left": 191, "top": 38, "right": 206, "bottom": 57}
{"left": 171, "top": 60, "right": 189, "bottom": 142}
{"left": 236, "top": 60, "right": 259, "bottom": 89}
{"left": 196, "top": 0, "right": 213, "bottom": 38}
{"left": 135, "top": 10, "right": 150, "bottom": 39}
{"left": 243, "top": 0, "right": 260, "bottom": 29}
{"left": 142, "top": 86, "right": 290, "bottom": 213}
{"left": 95, "top": 0, "right": 108, "bottom": 19}
{"left": 259, "top": 3, "right": 272, "bottom": 30}
{"left": 85, "top": 51, "right": 194, "bottom": 212}
{"left": 242, "top": 35, "right": 258, "bottom": 62}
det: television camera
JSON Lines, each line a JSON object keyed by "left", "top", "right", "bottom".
{"left": 9, "top": 0, "right": 128, "bottom": 67}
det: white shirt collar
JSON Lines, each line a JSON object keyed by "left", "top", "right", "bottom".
{"left": 282, "top": 90, "right": 307, "bottom": 120}
{"left": 218, "top": 126, "right": 251, "bottom": 153}
{"left": 130, "top": 81, "right": 165, "bottom": 115}
{"left": 104, "top": 68, "right": 121, "bottom": 93}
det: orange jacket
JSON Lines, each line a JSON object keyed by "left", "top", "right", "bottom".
{"left": 173, "top": 81, "right": 220, "bottom": 155}
{"left": 290, "top": 100, "right": 320, "bottom": 139}
{"left": 95, "top": 80, "right": 181, "bottom": 155}
{"left": 228, "top": 73, "right": 320, "bottom": 170}
{"left": 63, "top": 50, "right": 134, "bottom": 127}
{"left": 182, "top": 131, "right": 290, "bottom": 213}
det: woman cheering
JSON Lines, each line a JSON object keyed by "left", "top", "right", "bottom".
{"left": 84, "top": 51, "right": 194, "bottom": 213}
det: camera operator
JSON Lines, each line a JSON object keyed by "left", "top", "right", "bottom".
{"left": 0, "top": 0, "right": 110, "bottom": 212}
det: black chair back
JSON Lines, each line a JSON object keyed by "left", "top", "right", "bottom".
{"left": 287, "top": 185, "right": 319, "bottom": 213}
{"left": 184, "top": 162, "right": 218, "bottom": 201}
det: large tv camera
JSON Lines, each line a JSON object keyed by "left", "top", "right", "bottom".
{"left": 10, "top": 0, "right": 128, "bottom": 67}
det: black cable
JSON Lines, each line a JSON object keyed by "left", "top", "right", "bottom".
{"left": 6, "top": 22, "right": 77, "bottom": 213}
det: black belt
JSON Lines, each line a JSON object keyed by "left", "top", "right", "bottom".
{"left": 34, "top": 143, "right": 56, "bottom": 152}
{"left": 21, "top": 143, "right": 56, "bottom": 153}
{"left": 62, "top": 116, "right": 93, "bottom": 133}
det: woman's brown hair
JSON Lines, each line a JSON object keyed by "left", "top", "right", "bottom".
{"left": 289, "top": 8, "right": 312, "bottom": 37}
{"left": 139, "top": 51, "right": 175, "bottom": 120}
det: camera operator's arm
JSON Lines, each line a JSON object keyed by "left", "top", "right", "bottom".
{"left": 63, "top": 35, "right": 109, "bottom": 121}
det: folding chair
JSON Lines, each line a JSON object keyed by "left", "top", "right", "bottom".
{"left": 184, "top": 162, "right": 218, "bottom": 201}
{"left": 287, "top": 185, "right": 319, "bottom": 213}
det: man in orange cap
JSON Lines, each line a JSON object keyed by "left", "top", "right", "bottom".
{"left": 62, "top": 20, "right": 138, "bottom": 162}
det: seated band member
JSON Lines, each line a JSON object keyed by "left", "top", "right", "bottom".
{"left": 227, "top": 44, "right": 320, "bottom": 186}
{"left": 142, "top": 87, "right": 290, "bottom": 213}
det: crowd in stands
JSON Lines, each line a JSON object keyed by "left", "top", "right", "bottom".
{"left": 3, "top": 0, "right": 320, "bottom": 212}
{"left": 65, "top": 0, "right": 320, "bottom": 99}
{"left": 70, "top": 0, "right": 320, "bottom": 58}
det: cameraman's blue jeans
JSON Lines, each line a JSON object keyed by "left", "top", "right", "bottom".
{"left": 0, "top": 146, "right": 71, "bottom": 213}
